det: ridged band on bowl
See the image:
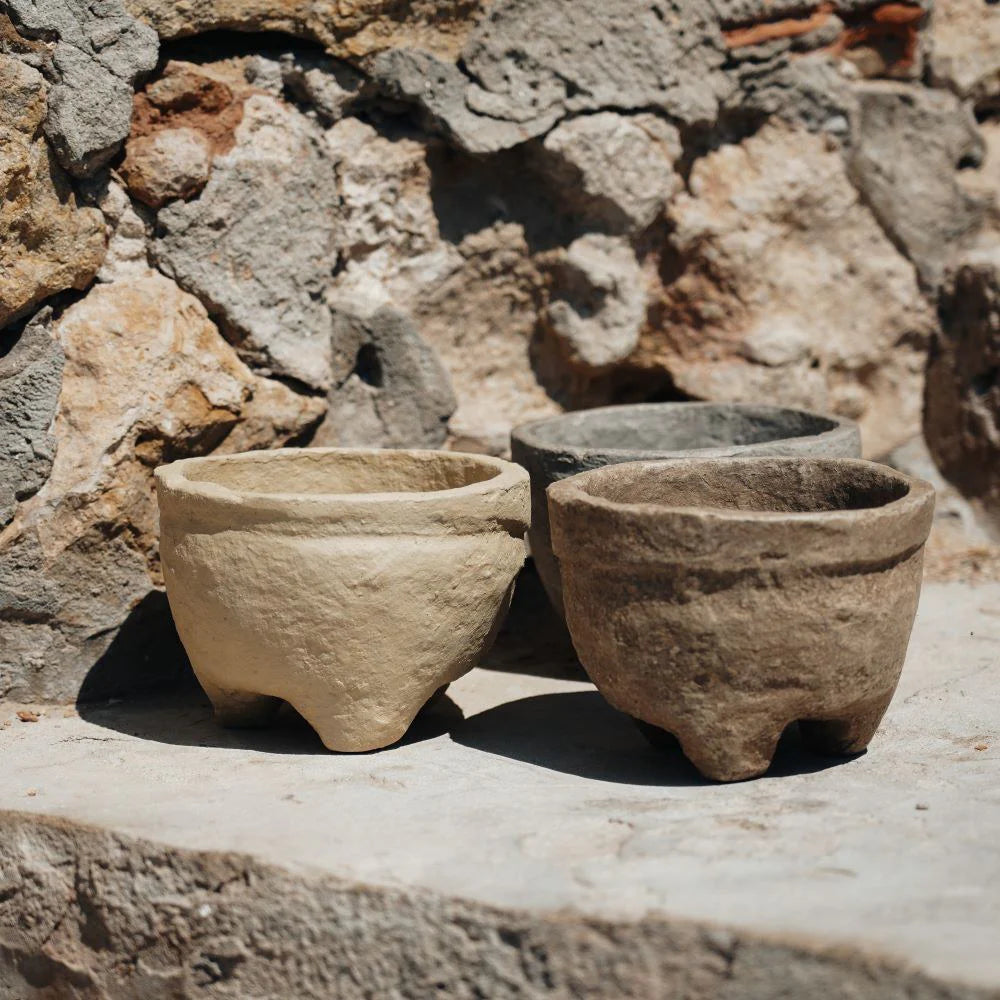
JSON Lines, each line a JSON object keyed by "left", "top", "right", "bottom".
{"left": 548, "top": 457, "right": 935, "bottom": 571}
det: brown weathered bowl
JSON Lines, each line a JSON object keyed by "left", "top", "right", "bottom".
{"left": 548, "top": 457, "right": 935, "bottom": 782}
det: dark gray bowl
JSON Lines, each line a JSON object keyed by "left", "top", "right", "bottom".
{"left": 510, "top": 402, "right": 862, "bottom": 619}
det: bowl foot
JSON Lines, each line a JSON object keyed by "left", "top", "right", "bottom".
{"left": 201, "top": 681, "right": 282, "bottom": 728}
{"left": 633, "top": 713, "right": 782, "bottom": 782}
{"left": 682, "top": 723, "right": 786, "bottom": 783}
{"left": 798, "top": 692, "right": 894, "bottom": 756}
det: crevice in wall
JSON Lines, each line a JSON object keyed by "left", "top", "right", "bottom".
{"left": 426, "top": 141, "right": 590, "bottom": 253}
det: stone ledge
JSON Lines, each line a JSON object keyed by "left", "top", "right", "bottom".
{"left": 1, "top": 577, "right": 999, "bottom": 997}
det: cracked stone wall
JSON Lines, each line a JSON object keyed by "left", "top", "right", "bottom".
{"left": 1, "top": 0, "right": 999, "bottom": 701}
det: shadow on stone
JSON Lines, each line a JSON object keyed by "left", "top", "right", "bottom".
{"left": 482, "top": 561, "right": 584, "bottom": 680}
{"left": 452, "top": 690, "right": 860, "bottom": 786}
{"left": 78, "top": 684, "right": 464, "bottom": 756}
{"left": 76, "top": 590, "right": 196, "bottom": 705}
{"left": 427, "top": 143, "right": 583, "bottom": 253}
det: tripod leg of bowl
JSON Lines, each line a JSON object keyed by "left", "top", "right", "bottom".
{"left": 798, "top": 690, "right": 895, "bottom": 756}
{"left": 199, "top": 678, "right": 282, "bottom": 728}
{"left": 283, "top": 686, "right": 436, "bottom": 754}
{"left": 674, "top": 715, "right": 787, "bottom": 783}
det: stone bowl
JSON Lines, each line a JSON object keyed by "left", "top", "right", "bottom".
{"left": 511, "top": 403, "right": 861, "bottom": 619}
{"left": 156, "top": 448, "right": 529, "bottom": 752}
{"left": 548, "top": 457, "right": 935, "bottom": 782}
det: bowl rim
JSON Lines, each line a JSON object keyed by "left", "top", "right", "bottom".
{"left": 511, "top": 401, "right": 858, "bottom": 462}
{"left": 547, "top": 455, "right": 935, "bottom": 525}
{"left": 155, "top": 447, "right": 527, "bottom": 507}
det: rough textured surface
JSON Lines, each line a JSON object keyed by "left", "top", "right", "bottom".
{"left": 5, "top": 0, "right": 157, "bottom": 176}
{"left": 885, "top": 434, "right": 1000, "bottom": 581}
{"left": 370, "top": 0, "right": 728, "bottom": 154}
{"left": 960, "top": 120, "right": 1000, "bottom": 232}
{"left": 542, "top": 235, "right": 646, "bottom": 370}
{"left": 122, "top": 0, "right": 482, "bottom": 60}
{"left": 325, "top": 118, "right": 559, "bottom": 453}
{"left": 313, "top": 308, "right": 457, "bottom": 448}
{"left": 157, "top": 449, "right": 528, "bottom": 751}
{"left": 0, "top": 55, "right": 106, "bottom": 327}
{"left": 127, "top": 59, "right": 254, "bottom": 159}
{"left": 538, "top": 113, "right": 683, "bottom": 235}
{"left": 0, "top": 577, "right": 998, "bottom": 995}
{"left": 121, "top": 125, "right": 213, "bottom": 208}
{"left": 153, "top": 92, "right": 340, "bottom": 390}
{"left": 0, "top": 309, "right": 63, "bottom": 528}
{"left": 929, "top": 0, "right": 1000, "bottom": 106}
{"left": 93, "top": 178, "right": 153, "bottom": 282}
{"left": 3, "top": 0, "right": 1000, "bottom": 696}
{"left": 645, "top": 123, "right": 937, "bottom": 457}
{"left": 279, "top": 50, "right": 363, "bottom": 123}
{"left": 549, "top": 457, "right": 935, "bottom": 781}
{"left": 848, "top": 82, "right": 986, "bottom": 287}
{"left": 925, "top": 250, "right": 1000, "bottom": 534}
{"left": 0, "top": 273, "right": 321, "bottom": 702}
{"left": 513, "top": 403, "right": 861, "bottom": 620}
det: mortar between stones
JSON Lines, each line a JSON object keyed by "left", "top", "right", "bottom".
{"left": 155, "top": 447, "right": 529, "bottom": 752}
{"left": 548, "top": 456, "right": 935, "bottom": 782}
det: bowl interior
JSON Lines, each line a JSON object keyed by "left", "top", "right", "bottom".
{"left": 526, "top": 405, "right": 840, "bottom": 454}
{"left": 580, "top": 460, "right": 909, "bottom": 513}
{"left": 183, "top": 450, "right": 501, "bottom": 497}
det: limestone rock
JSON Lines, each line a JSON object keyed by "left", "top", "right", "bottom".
{"left": 5, "top": 0, "right": 157, "bottom": 176}
{"left": 848, "top": 82, "right": 986, "bottom": 288}
{"left": 644, "top": 123, "right": 936, "bottom": 457}
{"left": 326, "top": 117, "right": 440, "bottom": 279}
{"left": 407, "top": 223, "right": 559, "bottom": 455}
{"left": 724, "top": 50, "right": 858, "bottom": 138}
{"left": 925, "top": 248, "right": 1000, "bottom": 532}
{"left": 372, "top": 0, "right": 729, "bottom": 154}
{"left": 120, "top": 126, "right": 213, "bottom": 208}
{"left": 0, "top": 308, "right": 63, "bottom": 528}
{"left": 0, "top": 272, "right": 325, "bottom": 702}
{"left": 369, "top": 50, "right": 563, "bottom": 155}
{"left": 539, "top": 113, "right": 683, "bottom": 234}
{"left": 123, "top": 0, "right": 482, "bottom": 60}
{"left": 93, "top": 179, "right": 152, "bottom": 282}
{"left": 0, "top": 55, "right": 106, "bottom": 327}
{"left": 314, "top": 308, "right": 456, "bottom": 449}
{"left": 326, "top": 119, "right": 559, "bottom": 454}
{"left": 154, "top": 93, "right": 340, "bottom": 391}
{"left": 929, "top": 0, "right": 1000, "bottom": 107}
{"left": 128, "top": 60, "right": 254, "bottom": 158}
{"left": 215, "top": 377, "right": 326, "bottom": 455}
{"left": 959, "top": 120, "right": 1000, "bottom": 234}
{"left": 542, "top": 235, "right": 646, "bottom": 370}
{"left": 461, "top": 0, "right": 728, "bottom": 129}
{"left": 280, "top": 52, "right": 364, "bottom": 124}
{"left": 0, "top": 9, "right": 49, "bottom": 69}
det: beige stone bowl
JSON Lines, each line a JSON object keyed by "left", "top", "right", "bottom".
{"left": 156, "top": 448, "right": 529, "bottom": 752}
{"left": 548, "top": 457, "right": 935, "bottom": 782}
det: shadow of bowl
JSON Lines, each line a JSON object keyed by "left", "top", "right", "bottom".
{"left": 452, "top": 690, "right": 862, "bottom": 786}
{"left": 78, "top": 686, "right": 464, "bottom": 756}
